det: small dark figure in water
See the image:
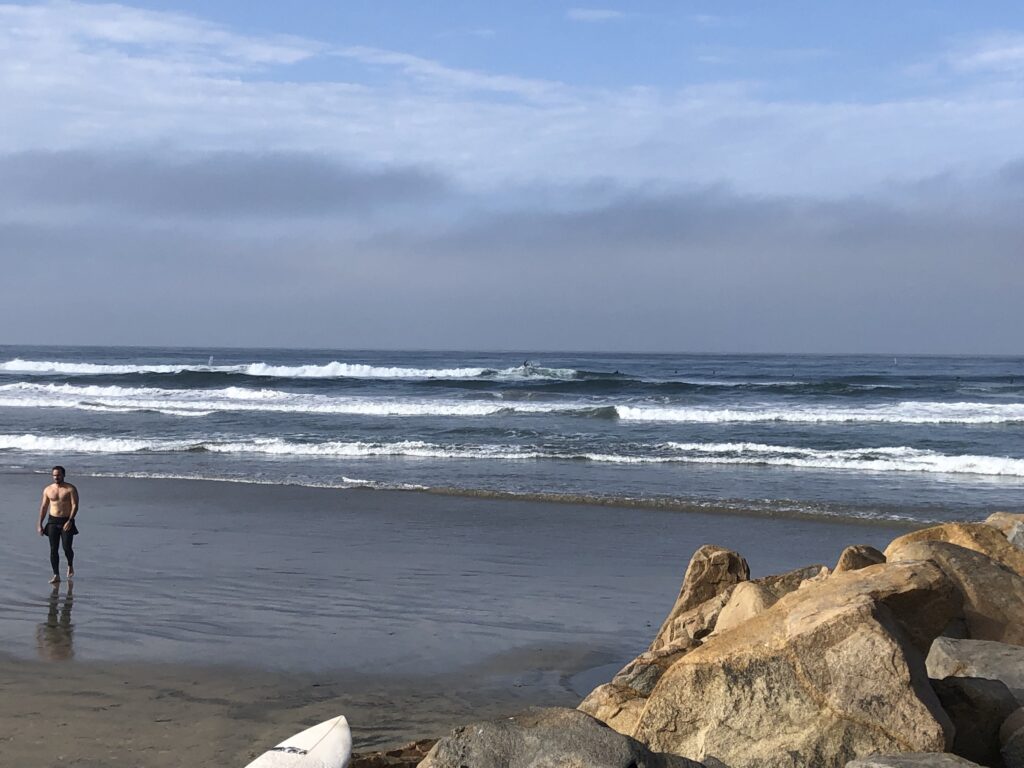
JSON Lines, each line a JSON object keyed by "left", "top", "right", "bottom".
{"left": 37, "top": 466, "right": 79, "bottom": 584}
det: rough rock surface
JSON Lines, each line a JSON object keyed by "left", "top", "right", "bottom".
{"left": 928, "top": 638, "right": 1024, "bottom": 705}
{"left": 633, "top": 562, "right": 959, "bottom": 768}
{"left": 845, "top": 755, "right": 983, "bottom": 767}
{"left": 757, "top": 563, "right": 829, "bottom": 598}
{"left": 931, "top": 676, "right": 1018, "bottom": 766}
{"left": 349, "top": 739, "right": 436, "bottom": 768}
{"left": 579, "top": 640, "right": 699, "bottom": 735}
{"left": 651, "top": 545, "right": 749, "bottom": 650}
{"left": 885, "top": 540, "right": 1024, "bottom": 646}
{"left": 418, "top": 707, "right": 705, "bottom": 768}
{"left": 713, "top": 581, "right": 778, "bottom": 634}
{"left": 885, "top": 523, "right": 1024, "bottom": 578}
{"left": 834, "top": 545, "right": 886, "bottom": 574}
{"left": 987, "top": 512, "right": 1024, "bottom": 552}
{"left": 1002, "top": 708, "right": 1024, "bottom": 768}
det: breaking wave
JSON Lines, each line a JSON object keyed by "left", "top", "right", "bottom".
{"left": 2, "top": 434, "right": 1022, "bottom": 477}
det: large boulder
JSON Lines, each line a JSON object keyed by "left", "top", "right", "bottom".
{"left": 713, "top": 581, "right": 778, "bottom": 634}
{"left": 651, "top": 545, "right": 749, "bottom": 649}
{"left": 987, "top": 513, "right": 1024, "bottom": 552}
{"left": 835, "top": 545, "right": 887, "bottom": 574}
{"left": 846, "top": 756, "right": 983, "bottom": 767}
{"left": 885, "top": 540, "right": 1024, "bottom": 645}
{"left": 931, "top": 676, "right": 1018, "bottom": 766}
{"left": 586, "top": 559, "right": 828, "bottom": 734}
{"left": 633, "top": 562, "right": 960, "bottom": 768}
{"left": 928, "top": 638, "right": 1024, "bottom": 705}
{"left": 418, "top": 707, "right": 704, "bottom": 768}
{"left": 885, "top": 523, "right": 1024, "bottom": 578}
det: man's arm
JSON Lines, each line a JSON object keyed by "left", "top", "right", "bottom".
{"left": 38, "top": 491, "right": 48, "bottom": 534}
{"left": 64, "top": 484, "right": 79, "bottom": 531}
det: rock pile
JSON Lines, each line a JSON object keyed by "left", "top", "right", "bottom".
{"left": 417, "top": 513, "right": 1024, "bottom": 768}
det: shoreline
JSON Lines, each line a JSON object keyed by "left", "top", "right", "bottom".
{"left": 5, "top": 467, "right": 933, "bottom": 528}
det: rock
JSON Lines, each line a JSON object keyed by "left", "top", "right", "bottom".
{"left": 349, "top": 739, "right": 436, "bottom": 768}
{"left": 846, "top": 755, "right": 984, "bottom": 767}
{"left": 1003, "top": 707, "right": 1024, "bottom": 745}
{"left": 928, "top": 638, "right": 1024, "bottom": 705}
{"left": 885, "top": 523, "right": 1024, "bottom": 577}
{"left": 835, "top": 545, "right": 887, "bottom": 573}
{"left": 418, "top": 707, "right": 704, "bottom": 768}
{"left": 579, "top": 640, "right": 699, "bottom": 735}
{"left": 931, "top": 676, "right": 1018, "bottom": 766}
{"left": 757, "top": 563, "right": 830, "bottom": 598}
{"left": 987, "top": 512, "right": 1024, "bottom": 552}
{"left": 885, "top": 540, "right": 1024, "bottom": 645}
{"left": 633, "top": 561, "right": 959, "bottom": 768}
{"left": 650, "top": 545, "right": 749, "bottom": 650}
{"left": 1002, "top": 708, "right": 1024, "bottom": 768}
{"left": 713, "top": 581, "right": 778, "bottom": 634}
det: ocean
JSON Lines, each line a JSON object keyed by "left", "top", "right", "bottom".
{"left": 2, "top": 345, "right": 1023, "bottom": 524}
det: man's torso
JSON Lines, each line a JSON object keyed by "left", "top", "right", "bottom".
{"left": 45, "top": 483, "right": 76, "bottom": 517}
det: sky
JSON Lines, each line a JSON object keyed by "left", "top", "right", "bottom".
{"left": 2, "top": 1, "right": 1024, "bottom": 353}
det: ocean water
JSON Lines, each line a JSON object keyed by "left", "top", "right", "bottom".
{"left": 2, "top": 345, "right": 1024, "bottom": 523}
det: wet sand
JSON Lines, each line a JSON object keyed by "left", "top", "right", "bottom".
{"left": 0, "top": 472, "right": 916, "bottom": 766}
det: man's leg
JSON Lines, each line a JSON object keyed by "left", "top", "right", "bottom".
{"left": 61, "top": 530, "right": 75, "bottom": 578}
{"left": 47, "top": 525, "right": 61, "bottom": 583}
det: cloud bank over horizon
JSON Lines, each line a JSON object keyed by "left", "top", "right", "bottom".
{"left": 2, "top": 1, "right": 1023, "bottom": 352}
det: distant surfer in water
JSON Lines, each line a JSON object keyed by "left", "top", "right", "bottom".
{"left": 37, "top": 466, "right": 79, "bottom": 584}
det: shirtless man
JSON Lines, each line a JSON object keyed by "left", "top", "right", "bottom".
{"left": 37, "top": 465, "right": 79, "bottom": 584}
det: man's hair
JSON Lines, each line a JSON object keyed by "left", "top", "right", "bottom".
{"left": 52, "top": 465, "right": 66, "bottom": 475}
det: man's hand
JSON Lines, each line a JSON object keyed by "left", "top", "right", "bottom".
{"left": 38, "top": 523, "right": 44, "bottom": 536}
{"left": 62, "top": 520, "right": 72, "bottom": 532}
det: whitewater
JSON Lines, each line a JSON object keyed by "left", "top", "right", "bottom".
{"left": 3, "top": 346, "right": 1024, "bottom": 522}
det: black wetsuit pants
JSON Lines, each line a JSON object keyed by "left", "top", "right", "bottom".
{"left": 46, "top": 523, "right": 74, "bottom": 575}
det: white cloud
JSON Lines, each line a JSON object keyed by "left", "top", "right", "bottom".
{"left": 566, "top": 8, "right": 624, "bottom": 23}
{"left": 949, "top": 33, "right": 1024, "bottom": 74}
{"left": 1, "top": 2, "right": 1024, "bottom": 199}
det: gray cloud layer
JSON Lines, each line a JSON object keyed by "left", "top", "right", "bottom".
{"left": 2, "top": 150, "right": 1021, "bottom": 353}
{"left": 0, "top": 151, "right": 446, "bottom": 219}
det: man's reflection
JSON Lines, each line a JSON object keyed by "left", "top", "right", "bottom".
{"left": 36, "top": 581, "right": 74, "bottom": 660}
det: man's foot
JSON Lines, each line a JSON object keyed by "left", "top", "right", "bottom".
{"left": 66, "top": 568, "right": 74, "bottom": 579}
{"left": 49, "top": 574, "right": 60, "bottom": 584}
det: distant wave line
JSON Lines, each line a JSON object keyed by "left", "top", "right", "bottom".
{"left": 0, "top": 358, "right": 577, "bottom": 381}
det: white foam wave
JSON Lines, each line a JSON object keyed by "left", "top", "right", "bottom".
{"left": 662, "top": 441, "right": 1024, "bottom": 476}
{"left": 0, "top": 383, "right": 573, "bottom": 418}
{"left": 616, "top": 402, "right": 1024, "bottom": 425}
{"left": 0, "top": 358, "right": 577, "bottom": 381}
{"left": 2, "top": 433, "right": 1022, "bottom": 477}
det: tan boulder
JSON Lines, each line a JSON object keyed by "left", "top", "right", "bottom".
{"left": 713, "top": 581, "right": 778, "bottom": 634}
{"left": 986, "top": 512, "right": 1024, "bottom": 551}
{"left": 578, "top": 639, "right": 699, "bottom": 735}
{"left": 885, "top": 522, "right": 1024, "bottom": 577}
{"left": 650, "top": 545, "right": 749, "bottom": 650}
{"left": 886, "top": 540, "right": 1024, "bottom": 645}
{"left": 633, "top": 562, "right": 959, "bottom": 768}
{"left": 834, "top": 545, "right": 886, "bottom": 573}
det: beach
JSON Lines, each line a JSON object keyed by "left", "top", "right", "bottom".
{"left": 0, "top": 472, "right": 919, "bottom": 766}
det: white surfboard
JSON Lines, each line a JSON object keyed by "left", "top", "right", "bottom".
{"left": 244, "top": 715, "right": 352, "bottom": 768}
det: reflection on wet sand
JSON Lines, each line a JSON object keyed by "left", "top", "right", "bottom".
{"left": 36, "top": 582, "right": 74, "bottom": 661}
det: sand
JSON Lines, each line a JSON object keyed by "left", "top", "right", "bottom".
{"left": 0, "top": 472, "right": 916, "bottom": 766}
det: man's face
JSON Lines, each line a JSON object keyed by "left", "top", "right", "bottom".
{"left": 52, "top": 470, "right": 64, "bottom": 484}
